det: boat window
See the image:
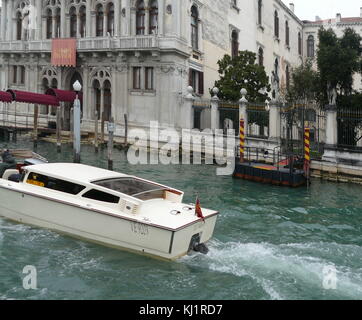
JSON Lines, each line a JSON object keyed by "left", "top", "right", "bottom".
{"left": 82, "top": 189, "right": 120, "bottom": 203}
{"left": 93, "top": 178, "right": 166, "bottom": 199}
{"left": 26, "top": 172, "right": 85, "bottom": 195}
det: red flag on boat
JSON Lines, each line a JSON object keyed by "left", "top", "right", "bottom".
{"left": 195, "top": 197, "right": 205, "bottom": 222}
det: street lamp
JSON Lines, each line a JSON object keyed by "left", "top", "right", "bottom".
{"left": 73, "top": 80, "right": 82, "bottom": 163}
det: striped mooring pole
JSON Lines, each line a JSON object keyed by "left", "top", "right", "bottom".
{"left": 239, "top": 118, "right": 245, "bottom": 163}
{"left": 304, "top": 127, "right": 311, "bottom": 177}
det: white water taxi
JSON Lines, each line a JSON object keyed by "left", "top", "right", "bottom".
{"left": 0, "top": 163, "right": 219, "bottom": 260}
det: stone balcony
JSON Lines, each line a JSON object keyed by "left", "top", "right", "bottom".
{"left": 0, "top": 35, "right": 190, "bottom": 57}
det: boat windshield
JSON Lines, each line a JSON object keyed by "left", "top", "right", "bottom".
{"left": 93, "top": 178, "right": 166, "bottom": 200}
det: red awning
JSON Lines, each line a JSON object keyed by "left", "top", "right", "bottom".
{"left": 7, "top": 90, "right": 60, "bottom": 106}
{"left": 0, "top": 91, "right": 12, "bottom": 103}
{"left": 46, "top": 88, "right": 82, "bottom": 102}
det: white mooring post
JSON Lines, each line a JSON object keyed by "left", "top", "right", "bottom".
{"left": 184, "top": 86, "right": 195, "bottom": 129}
{"left": 73, "top": 81, "right": 82, "bottom": 163}
{"left": 210, "top": 87, "right": 220, "bottom": 131}
{"left": 239, "top": 88, "right": 248, "bottom": 135}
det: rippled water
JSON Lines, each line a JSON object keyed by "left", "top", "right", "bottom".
{"left": 1, "top": 136, "right": 362, "bottom": 300}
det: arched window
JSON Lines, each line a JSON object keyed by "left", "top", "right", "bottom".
{"left": 80, "top": 6, "right": 86, "bottom": 38}
{"left": 55, "top": 8, "right": 61, "bottom": 38}
{"left": 96, "top": 4, "right": 104, "bottom": 37}
{"left": 231, "top": 30, "right": 239, "bottom": 58}
{"left": 93, "top": 80, "right": 101, "bottom": 120}
{"left": 285, "top": 21, "right": 289, "bottom": 46}
{"left": 298, "top": 32, "right": 302, "bottom": 55}
{"left": 136, "top": 1, "right": 145, "bottom": 35}
{"left": 258, "top": 47, "right": 264, "bottom": 66}
{"left": 191, "top": 6, "right": 199, "bottom": 50}
{"left": 307, "top": 35, "right": 315, "bottom": 58}
{"left": 46, "top": 9, "right": 53, "bottom": 39}
{"left": 16, "top": 12, "right": 22, "bottom": 40}
{"left": 274, "top": 10, "right": 279, "bottom": 38}
{"left": 149, "top": 0, "right": 159, "bottom": 35}
{"left": 70, "top": 7, "right": 77, "bottom": 38}
{"left": 258, "top": 0, "right": 262, "bottom": 25}
{"left": 104, "top": 80, "right": 112, "bottom": 122}
{"left": 107, "top": 3, "right": 115, "bottom": 36}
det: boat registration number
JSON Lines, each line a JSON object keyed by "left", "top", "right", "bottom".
{"left": 131, "top": 222, "right": 149, "bottom": 236}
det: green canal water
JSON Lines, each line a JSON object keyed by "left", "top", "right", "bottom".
{"left": 0, "top": 137, "right": 362, "bottom": 300}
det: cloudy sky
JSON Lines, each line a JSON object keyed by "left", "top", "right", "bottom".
{"left": 282, "top": 0, "right": 362, "bottom": 21}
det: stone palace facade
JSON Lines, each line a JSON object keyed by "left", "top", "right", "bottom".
{"left": 0, "top": 0, "right": 361, "bottom": 132}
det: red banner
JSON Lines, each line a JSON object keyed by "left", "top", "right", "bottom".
{"left": 51, "top": 39, "right": 77, "bottom": 67}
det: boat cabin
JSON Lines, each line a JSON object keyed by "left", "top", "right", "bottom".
{"left": 15, "top": 163, "right": 184, "bottom": 214}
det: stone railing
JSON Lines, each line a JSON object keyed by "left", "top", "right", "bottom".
{"left": 0, "top": 35, "right": 189, "bottom": 54}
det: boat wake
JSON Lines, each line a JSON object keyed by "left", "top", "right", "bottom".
{"left": 181, "top": 239, "right": 362, "bottom": 300}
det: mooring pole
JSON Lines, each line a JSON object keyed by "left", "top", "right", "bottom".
{"left": 304, "top": 127, "right": 311, "bottom": 184}
{"left": 33, "top": 104, "right": 38, "bottom": 149}
{"left": 72, "top": 81, "right": 82, "bottom": 163}
{"left": 124, "top": 114, "right": 128, "bottom": 146}
{"left": 239, "top": 118, "right": 245, "bottom": 163}
{"left": 107, "top": 117, "right": 115, "bottom": 170}
{"left": 56, "top": 106, "right": 62, "bottom": 153}
{"left": 94, "top": 110, "right": 99, "bottom": 153}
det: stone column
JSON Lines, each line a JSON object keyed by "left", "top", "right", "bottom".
{"left": 103, "top": 12, "right": 108, "bottom": 37}
{"left": 322, "top": 104, "right": 338, "bottom": 163}
{"left": 86, "top": 5, "right": 91, "bottom": 37}
{"left": 239, "top": 88, "right": 248, "bottom": 135}
{"left": 76, "top": 13, "right": 80, "bottom": 38}
{"left": 158, "top": 0, "right": 164, "bottom": 35}
{"left": 144, "top": 7, "right": 150, "bottom": 35}
{"left": 183, "top": 86, "right": 195, "bottom": 129}
{"left": 268, "top": 99, "right": 281, "bottom": 140}
{"left": 114, "top": 0, "right": 120, "bottom": 37}
{"left": 1, "top": 0, "right": 6, "bottom": 40}
{"left": 130, "top": 7, "right": 136, "bottom": 36}
{"left": 325, "top": 104, "right": 338, "bottom": 146}
{"left": 6, "top": 0, "right": 12, "bottom": 41}
{"left": 210, "top": 87, "right": 220, "bottom": 131}
{"left": 60, "top": 0, "right": 66, "bottom": 38}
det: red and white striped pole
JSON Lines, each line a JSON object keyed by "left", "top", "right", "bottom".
{"left": 239, "top": 118, "right": 245, "bottom": 163}
{"left": 304, "top": 128, "right": 311, "bottom": 177}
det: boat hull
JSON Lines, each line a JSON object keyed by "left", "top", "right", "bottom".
{"left": 0, "top": 182, "right": 217, "bottom": 260}
{"left": 234, "top": 161, "right": 307, "bottom": 187}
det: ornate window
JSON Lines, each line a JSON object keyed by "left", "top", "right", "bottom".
{"left": 286, "top": 65, "right": 290, "bottom": 90}
{"left": 46, "top": 9, "right": 53, "bottom": 39}
{"left": 191, "top": 5, "right": 199, "bottom": 50}
{"left": 258, "top": 47, "right": 264, "bottom": 66}
{"left": 54, "top": 8, "right": 61, "bottom": 38}
{"left": 307, "top": 35, "right": 315, "bottom": 58}
{"left": 285, "top": 20, "right": 289, "bottom": 46}
{"left": 79, "top": 6, "right": 86, "bottom": 37}
{"left": 258, "top": 0, "right": 262, "bottom": 25}
{"left": 231, "top": 30, "right": 239, "bottom": 58}
{"left": 274, "top": 10, "right": 279, "bottom": 38}
{"left": 298, "top": 32, "right": 302, "bottom": 55}
{"left": 16, "top": 12, "right": 23, "bottom": 40}
{"left": 107, "top": 3, "right": 115, "bottom": 36}
{"left": 149, "top": 0, "right": 158, "bottom": 35}
{"left": 136, "top": 1, "right": 146, "bottom": 35}
{"left": 96, "top": 4, "right": 104, "bottom": 37}
{"left": 70, "top": 7, "right": 77, "bottom": 38}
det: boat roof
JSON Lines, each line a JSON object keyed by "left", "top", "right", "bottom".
{"left": 27, "top": 163, "right": 127, "bottom": 184}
